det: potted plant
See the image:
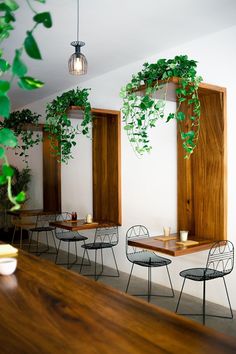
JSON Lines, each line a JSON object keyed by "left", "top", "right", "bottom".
{"left": 45, "top": 87, "right": 92, "bottom": 163}
{"left": 0, "top": 109, "right": 42, "bottom": 163}
{"left": 120, "top": 55, "right": 203, "bottom": 158}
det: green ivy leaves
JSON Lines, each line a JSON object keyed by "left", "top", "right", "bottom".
{"left": 12, "top": 50, "right": 27, "bottom": 76}
{"left": 18, "top": 76, "right": 44, "bottom": 90}
{"left": 24, "top": 32, "right": 42, "bottom": 59}
{"left": 33, "top": 12, "right": 52, "bottom": 28}
{"left": 0, "top": 0, "right": 52, "bottom": 210}
{"left": 0, "top": 95, "right": 11, "bottom": 117}
{"left": 4, "top": 0, "right": 19, "bottom": 11}
{"left": 45, "top": 88, "right": 92, "bottom": 163}
{"left": 0, "top": 58, "right": 11, "bottom": 73}
{"left": 121, "top": 55, "right": 202, "bottom": 158}
{"left": 0, "top": 128, "right": 18, "bottom": 147}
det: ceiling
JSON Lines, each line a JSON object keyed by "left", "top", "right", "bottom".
{"left": 4, "top": 0, "right": 236, "bottom": 109}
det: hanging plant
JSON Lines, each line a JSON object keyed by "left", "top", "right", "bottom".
{"left": 0, "top": 0, "right": 52, "bottom": 210}
{"left": 120, "top": 55, "right": 203, "bottom": 158}
{"left": 45, "top": 87, "right": 92, "bottom": 163}
{"left": 0, "top": 109, "right": 41, "bottom": 163}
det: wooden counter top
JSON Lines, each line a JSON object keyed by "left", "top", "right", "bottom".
{"left": 128, "top": 234, "right": 214, "bottom": 256}
{"left": 0, "top": 250, "right": 235, "bottom": 353}
{"left": 49, "top": 219, "right": 116, "bottom": 231}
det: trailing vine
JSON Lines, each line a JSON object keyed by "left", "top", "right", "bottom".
{"left": 0, "top": 0, "right": 52, "bottom": 209}
{"left": 120, "top": 55, "right": 203, "bottom": 158}
{"left": 45, "top": 87, "right": 92, "bottom": 163}
{"left": 0, "top": 109, "right": 41, "bottom": 163}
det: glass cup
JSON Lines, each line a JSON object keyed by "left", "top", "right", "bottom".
{"left": 71, "top": 212, "right": 77, "bottom": 221}
{"left": 180, "top": 230, "right": 188, "bottom": 242}
{"left": 163, "top": 227, "right": 171, "bottom": 237}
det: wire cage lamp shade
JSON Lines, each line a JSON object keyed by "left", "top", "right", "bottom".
{"left": 68, "top": 41, "right": 87, "bottom": 75}
{"left": 68, "top": 0, "right": 87, "bottom": 76}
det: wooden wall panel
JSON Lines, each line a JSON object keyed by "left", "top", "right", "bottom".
{"left": 43, "top": 130, "right": 61, "bottom": 212}
{"left": 92, "top": 110, "right": 121, "bottom": 225}
{"left": 178, "top": 85, "right": 227, "bottom": 241}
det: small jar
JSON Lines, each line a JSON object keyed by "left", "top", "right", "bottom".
{"left": 71, "top": 212, "right": 77, "bottom": 221}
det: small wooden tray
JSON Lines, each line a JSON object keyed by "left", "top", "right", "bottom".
{"left": 64, "top": 220, "right": 81, "bottom": 223}
{"left": 176, "top": 240, "right": 199, "bottom": 246}
{"left": 154, "top": 236, "right": 177, "bottom": 242}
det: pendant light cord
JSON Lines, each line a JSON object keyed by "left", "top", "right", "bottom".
{"left": 77, "top": 0, "right": 79, "bottom": 42}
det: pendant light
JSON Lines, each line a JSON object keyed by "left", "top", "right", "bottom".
{"left": 68, "top": 0, "right": 87, "bottom": 75}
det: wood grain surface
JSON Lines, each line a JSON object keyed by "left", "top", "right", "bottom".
{"left": 178, "top": 83, "right": 227, "bottom": 241}
{"left": 128, "top": 234, "right": 213, "bottom": 256}
{"left": 92, "top": 109, "right": 122, "bottom": 225}
{"left": 43, "top": 130, "right": 61, "bottom": 213}
{"left": 49, "top": 219, "right": 115, "bottom": 231}
{"left": 0, "top": 250, "right": 235, "bottom": 354}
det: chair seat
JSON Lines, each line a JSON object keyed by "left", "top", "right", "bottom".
{"left": 30, "top": 226, "right": 55, "bottom": 232}
{"left": 180, "top": 267, "right": 225, "bottom": 281}
{"left": 13, "top": 222, "right": 36, "bottom": 228}
{"left": 128, "top": 251, "right": 171, "bottom": 267}
{"left": 57, "top": 232, "right": 88, "bottom": 242}
{"left": 81, "top": 242, "right": 114, "bottom": 250}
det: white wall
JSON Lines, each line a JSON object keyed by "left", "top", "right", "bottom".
{"left": 18, "top": 25, "right": 236, "bottom": 310}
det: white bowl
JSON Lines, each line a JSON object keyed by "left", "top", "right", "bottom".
{"left": 0, "top": 258, "right": 17, "bottom": 275}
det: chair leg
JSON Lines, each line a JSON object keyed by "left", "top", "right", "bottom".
{"left": 46, "top": 231, "right": 49, "bottom": 252}
{"left": 166, "top": 265, "right": 175, "bottom": 297}
{"left": 94, "top": 250, "right": 98, "bottom": 281}
{"left": 79, "top": 248, "right": 86, "bottom": 273}
{"left": 84, "top": 242, "right": 91, "bottom": 265}
{"left": 55, "top": 240, "right": 61, "bottom": 264}
{"left": 75, "top": 242, "right": 78, "bottom": 264}
{"left": 203, "top": 279, "right": 206, "bottom": 325}
{"left": 36, "top": 232, "right": 39, "bottom": 255}
{"left": 175, "top": 278, "right": 186, "bottom": 313}
{"left": 101, "top": 248, "right": 104, "bottom": 274}
{"left": 20, "top": 227, "right": 23, "bottom": 249}
{"left": 52, "top": 231, "right": 58, "bottom": 252}
{"left": 223, "top": 277, "right": 233, "bottom": 319}
{"left": 28, "top": 231, "right": 33, "bottom": 252}
{"left": 67, "top": 242, "right": 70, "bottom": 269}
{"left": 126, "top": 263, "right": 135, "bottom": 293}
{"left": 11, "top": 225, "right": 17, "bottom": 245}
{"left": 148, "top": 266, "right": 151, "bottom": 303}
{"left": 111, "top": 247, "right": 120, "bottom": 277}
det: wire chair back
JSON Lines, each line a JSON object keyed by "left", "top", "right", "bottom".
{"left": 126, "top": 225, "right": 149, "bottom": 258}
{"left": 55, "top": 212, "right": 72, "bottom": 236}
{"left": 94, "top": 226, "right": 119, "bottom": 246}
{"left": 35, "top": 213, "right": 57, "bottom": 228}
{"left": 206, "top": 240, "right": 234, "bottom": 276}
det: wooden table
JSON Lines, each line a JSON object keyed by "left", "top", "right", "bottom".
{"left": 128, "top": 233, "right": 214, "bottom": 256}
{"left": 49, "top": 219, "right": 116, "bottom": 231}
{"left": 7, "top": 209, "right": 59, "bottom": 217}
{"left": 0, "top": 250, "right": 235, "bottom": 354}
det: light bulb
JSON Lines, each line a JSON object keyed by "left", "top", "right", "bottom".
{"left": 74, "top": 57, "right": 83, "bottom": 72}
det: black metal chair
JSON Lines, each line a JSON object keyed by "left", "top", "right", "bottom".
{"left": 80, "top": 226, "right": 119, "bottom": 281}
{"left": 175, "top": 240, "right": 234, "bottom": 325}
{"left": 125, "top": 225, "right": 174, "bottom": 302}
{"left": 55, "top": 212, "right": 90, "bottom": 269}
{"left": 28, "top": 213, "right": 58, "bottom": 255}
